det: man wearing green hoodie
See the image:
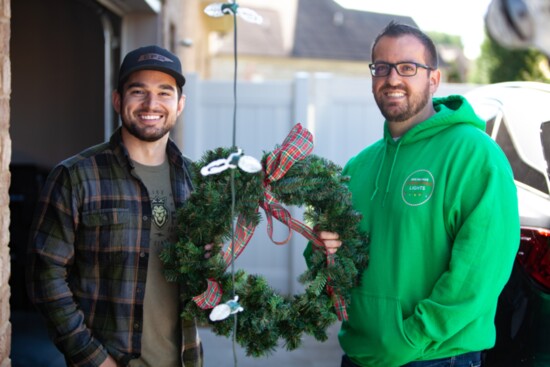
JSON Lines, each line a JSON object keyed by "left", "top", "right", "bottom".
{"left": 316, "top": 21, "right": 520, "bottom": 367}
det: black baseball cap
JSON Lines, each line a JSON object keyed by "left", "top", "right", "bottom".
{"left": 118, "top": 45, "right": 186, "bottom": 90}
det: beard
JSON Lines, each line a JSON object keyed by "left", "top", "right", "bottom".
{"left": 120, "top": 107, "right": 176, "bottom": 143}
{"left": 122, "top": 120, "right": 172, "bottom": 142}
{"left": 374, "top": 83, "right": 431, "bottom": 123}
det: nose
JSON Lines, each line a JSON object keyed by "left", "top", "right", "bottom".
{"left": 387, "top": 65, "right": 401, "bottom": 77}
{"left": 142, "top": 93, "right": 158, "bottom": 108}
{"left": 385, "top": 65, "right": 401, "bottom": 84}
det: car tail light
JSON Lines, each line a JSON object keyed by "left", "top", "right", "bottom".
{"left": 517, "top": 228, "right": 550, "bottom": 291}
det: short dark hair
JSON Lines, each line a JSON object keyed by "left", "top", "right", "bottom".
{"left": 371, "top": 21, "right": 439, "bottom": 69}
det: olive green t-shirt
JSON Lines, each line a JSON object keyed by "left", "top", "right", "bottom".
{"left": 129, "top": 159, "right": 181, "bottom": 367}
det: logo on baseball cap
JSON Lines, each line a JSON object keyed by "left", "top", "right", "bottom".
{"left": 118, "top": 45, "right": 186, "bottom": 89}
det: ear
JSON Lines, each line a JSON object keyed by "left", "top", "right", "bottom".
{"left": 177, "top": 94, "right": 186, "bottom": 117}
{"left": 429, "top": 69, "right": 441, "bottom": 95}
{"left": 112, "top": 90, "right": 121, "bottom": 114}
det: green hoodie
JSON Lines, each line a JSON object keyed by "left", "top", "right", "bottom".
{"left": 338, "top": 95, "right": 519, "bottom": 366}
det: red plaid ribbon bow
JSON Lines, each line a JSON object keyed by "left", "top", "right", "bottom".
{"left": 192, "top": 123, "right": 348, "bottom": 321}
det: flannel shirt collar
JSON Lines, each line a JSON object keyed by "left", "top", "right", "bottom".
{"left": 108, "top": 127, "right": 185, "bottom": 170}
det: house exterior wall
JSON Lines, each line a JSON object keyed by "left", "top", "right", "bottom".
{"left": 210, "top": 50, "right": 465, "bottom": 83}
{"left": 238, "top": 0, "right": 298, "bottom": 54}
{"left": 0, "top": 0, "right": 11, "bottom": 364}
{"left": 210, "top": 54, "right": 373, "bottom": 81}
{"left": 167, "top": 0, "right": 202, "bottom": 72}
{"left": 203, "top": 0, "right": 468, "bottom": 83}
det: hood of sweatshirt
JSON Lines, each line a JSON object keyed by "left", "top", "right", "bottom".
{"left": 384, "top": 95, "right": 486, "bottom": 145}
{"left": 371, "top": 95, "right": 486, "bottom": 202}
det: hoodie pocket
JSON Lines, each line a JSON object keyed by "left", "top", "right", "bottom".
{"left": 341, "top": 292, "right": 423, "bottom": 366}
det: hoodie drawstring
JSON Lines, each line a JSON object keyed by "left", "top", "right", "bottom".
{"left": 371, "top": 140, "right": 402, "bottom": 205}
{"left": 383, "top": 141, "right": 402, "bottom": 205}
{"left": 370, "top": 144, "right": 387, "bottom": 200}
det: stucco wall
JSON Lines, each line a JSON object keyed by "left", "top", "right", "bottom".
{"left": 0, "top": 0, "right": 12, "bottom": 364}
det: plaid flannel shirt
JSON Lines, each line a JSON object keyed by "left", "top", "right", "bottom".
{"left": 26, "top": 128, "right": 202, "bottom": 367}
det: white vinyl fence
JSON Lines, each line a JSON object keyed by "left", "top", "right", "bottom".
{"left": 173, "top": 73, "right": 477, "bottom": 296}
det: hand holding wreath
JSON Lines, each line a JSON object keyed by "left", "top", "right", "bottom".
{"left": 161, "top": 123, "right": 369, "bottom": 357}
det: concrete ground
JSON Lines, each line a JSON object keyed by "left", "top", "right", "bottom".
{"left": 10, "top": 310, "right": 343, "bottom": 367}
{"left": 200, "top": 322, "right": 342, "bottom": 367}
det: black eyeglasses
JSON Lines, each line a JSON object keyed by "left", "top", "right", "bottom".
{"left": 368, "top": 62, "right": 434, "bottom": 77}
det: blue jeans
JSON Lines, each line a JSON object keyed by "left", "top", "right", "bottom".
{"left": 341, "top": 352, "right": 482, "bottom": 367}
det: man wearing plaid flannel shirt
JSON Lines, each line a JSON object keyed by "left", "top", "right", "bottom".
{"left": 26, "top": 45, "right": 203, "bottom": 367}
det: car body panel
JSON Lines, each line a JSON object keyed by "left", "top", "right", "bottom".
{"left": 517, "top": 184, "right": 550, "bottom": 229}
{"left": 464, "top": 82, "right": 550, "bottom": 366}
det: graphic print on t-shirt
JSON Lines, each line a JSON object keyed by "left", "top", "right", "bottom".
{"left": 151, "top": 195, "right": 168, "bottom": 229}
{"left": 146, "top": 187, "right": 177, "bottom": 249}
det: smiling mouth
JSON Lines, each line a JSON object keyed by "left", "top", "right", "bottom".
{"left": 139, "top": 114, "right": 163, "bottom": 121}
{"left": 385, "top": 91, "right": 405, "bottom": 98}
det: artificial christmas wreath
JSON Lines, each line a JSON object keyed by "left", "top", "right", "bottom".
{"left": 161, "top": 124, "right": 369, "bottom": 357}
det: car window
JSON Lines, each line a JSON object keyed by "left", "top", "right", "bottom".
{"left": 486, "top": 116, "right": 495, "bottom": 137}
{"left": 495, "top": 118, "right": 549, "bottom": 194}
{"left": 468, "top": 94, "right": 550, "bottom": 195}
{"left": 541, "top": 121, "right": 550, "bottom": 179}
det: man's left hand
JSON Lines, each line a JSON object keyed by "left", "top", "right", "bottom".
{"left": 317, "top": 231, "right": 342, "bottom": 254}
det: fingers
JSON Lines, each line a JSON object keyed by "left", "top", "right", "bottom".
{"left": 317, "top": 231, "right": 342, "bottom": 255}
{"left": 318, "top": 231, "right": 340, "bottom": 241}
{"left": 204, "top": 243, "right": 214, "bottom": 259}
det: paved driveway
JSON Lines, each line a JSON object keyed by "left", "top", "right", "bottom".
{"left": 201, "top": 322, "right": 343, "bottom": 367}
{"left": 10, "top": 310, "right": 343, "bottom": 367}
